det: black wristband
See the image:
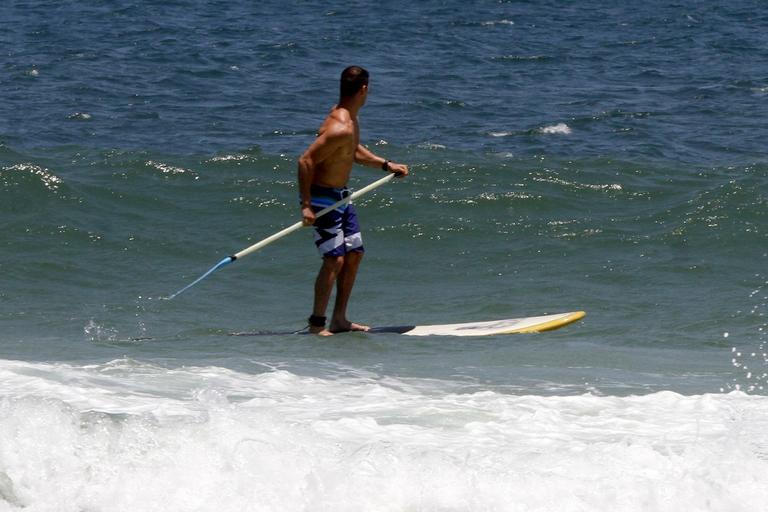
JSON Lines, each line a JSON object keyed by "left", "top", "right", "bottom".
{"left": 382, "top": 160, "right": 390, "bottom": 172}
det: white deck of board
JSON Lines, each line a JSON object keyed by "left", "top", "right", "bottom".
{"left": 402, "top": 312, "right": 579, "bottom": 336}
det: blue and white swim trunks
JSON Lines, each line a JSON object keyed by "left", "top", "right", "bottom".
{"left": 308, "top": 184, "right": 364, "bottom": 258}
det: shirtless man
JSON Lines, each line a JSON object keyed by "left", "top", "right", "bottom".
{"left": 298, "top": 66, "right": 409, "bottom": 335}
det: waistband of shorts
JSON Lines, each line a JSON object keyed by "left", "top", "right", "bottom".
{"left": 310, "top": 184, "right": 350, "bottom": 201}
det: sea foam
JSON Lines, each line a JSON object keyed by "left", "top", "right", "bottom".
{"left": 539, "top": 123, "right": 572, "bottom": 135}
{"left": 1, "top": 359, "right": 767, "bottom": 511}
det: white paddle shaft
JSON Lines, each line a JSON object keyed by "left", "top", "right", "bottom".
{"left": 168, "top": 173, "right": 397, "bottom": 299}
{"left": 233, "top": 173, "right": 396, "bottom": 260}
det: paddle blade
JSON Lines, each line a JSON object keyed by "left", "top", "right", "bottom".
{"left": 167, "top": 256, "right": 235, "bottom": 300}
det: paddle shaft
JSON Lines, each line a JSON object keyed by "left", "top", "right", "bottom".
{"left": 168, "top": 173, "right": 397, "bottom": 299}
{"left": 232, "top": 172, "right": 395, "bottom": 260}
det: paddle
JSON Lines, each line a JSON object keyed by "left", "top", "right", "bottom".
{"left": 167, "top": 173, "right": 397, "bottom": 299}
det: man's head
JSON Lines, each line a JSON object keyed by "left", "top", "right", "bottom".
{"left": 340, "top": 66, "right": 369, "bottom": 100}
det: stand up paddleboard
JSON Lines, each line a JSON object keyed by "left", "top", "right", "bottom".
{"left": 231, "top": 311, "right": 585, "bottom": 337}
{"left": 368, "top": 311, "right": 585, "bottom": 336}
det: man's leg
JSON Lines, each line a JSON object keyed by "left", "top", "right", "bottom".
{"left": 311, "top": 255, "right": 344, "bottom": 335}
{"left": 329, "top": 250, "right": 369, "bottom": 332}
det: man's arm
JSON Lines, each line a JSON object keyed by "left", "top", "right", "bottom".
{"left": 355, "top": 144, "right": 409, "bottom": 176}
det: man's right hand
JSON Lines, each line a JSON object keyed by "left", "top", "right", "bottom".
{"left": 302, "top": 207, "right": 316, "bottom": 226}
{"left": 388, "top": 162, "right": 409, "bottom": 177}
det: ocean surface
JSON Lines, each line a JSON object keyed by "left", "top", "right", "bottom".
{"left": 2, "top": 1, "right": 768, "bottom": 510}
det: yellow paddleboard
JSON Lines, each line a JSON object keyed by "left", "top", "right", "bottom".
{"left": 368, "top": 311, "right": 586, "bottom": 336}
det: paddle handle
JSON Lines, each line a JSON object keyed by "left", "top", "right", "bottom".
{"left": 233, "top": 173, "right": 396, "bottom": 260}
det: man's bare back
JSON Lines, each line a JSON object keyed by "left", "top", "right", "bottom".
{"left": 311, "top": 107, "right": 359, "bottom": 188}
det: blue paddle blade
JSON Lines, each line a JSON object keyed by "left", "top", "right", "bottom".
{"left": 167, "top": 256, "right": 234, "bottom": 300}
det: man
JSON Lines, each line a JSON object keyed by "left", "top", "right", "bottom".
{"left": 298, "top": 66, "right": 409, "bottom": 336}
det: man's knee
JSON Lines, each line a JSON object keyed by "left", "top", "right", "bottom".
{"left": 345, "top": 250, "right": 364, "bottom": 265}
{"left": 322, "top": 255, "right": 345, "bottom": 272}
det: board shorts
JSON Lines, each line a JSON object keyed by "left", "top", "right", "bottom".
{"left": 308, "top": 184, "right": 364, "bottom": 258}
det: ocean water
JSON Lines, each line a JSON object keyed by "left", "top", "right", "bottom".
{"left": 2, "top": 1, "right": 768, "bottom": 510}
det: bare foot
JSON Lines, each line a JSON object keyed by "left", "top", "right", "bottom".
{"left": 329, "top": 321, "right": 370, "bottom": 333}
{"left": 309, "top": 325, "right": 334, "bottom": 336}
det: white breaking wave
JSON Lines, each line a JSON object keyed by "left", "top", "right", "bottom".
{"left": 0, "top": 359, "right": 767, "bottom": 511}
{"left": 481, "top": 20, "right": 515, "bottom": 26}
{"left": 539, "top": 122, "right": 572, "bottom": 135}
{"left": 417, "top": 142, "right": 447, "bottom": 150}
{"left": 1, "top": 163, "right": 63, "bottom": 191}
{"left": 145, "top": 160, "right": 197, "bottom": 177}
{"left": 534, "top": 175, "right": 623, "bottom": 191}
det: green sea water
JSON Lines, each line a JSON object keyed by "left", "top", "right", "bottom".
{"left": 2, "top": 144, "right": 765, "bottom": 394}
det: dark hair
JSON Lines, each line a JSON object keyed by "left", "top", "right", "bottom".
{"left": 340, "top": 66, "right": 369, "bottom": 98}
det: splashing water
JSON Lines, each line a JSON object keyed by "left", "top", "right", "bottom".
{"left": 724, "top": 272, "right": 768, "bottom": 393}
